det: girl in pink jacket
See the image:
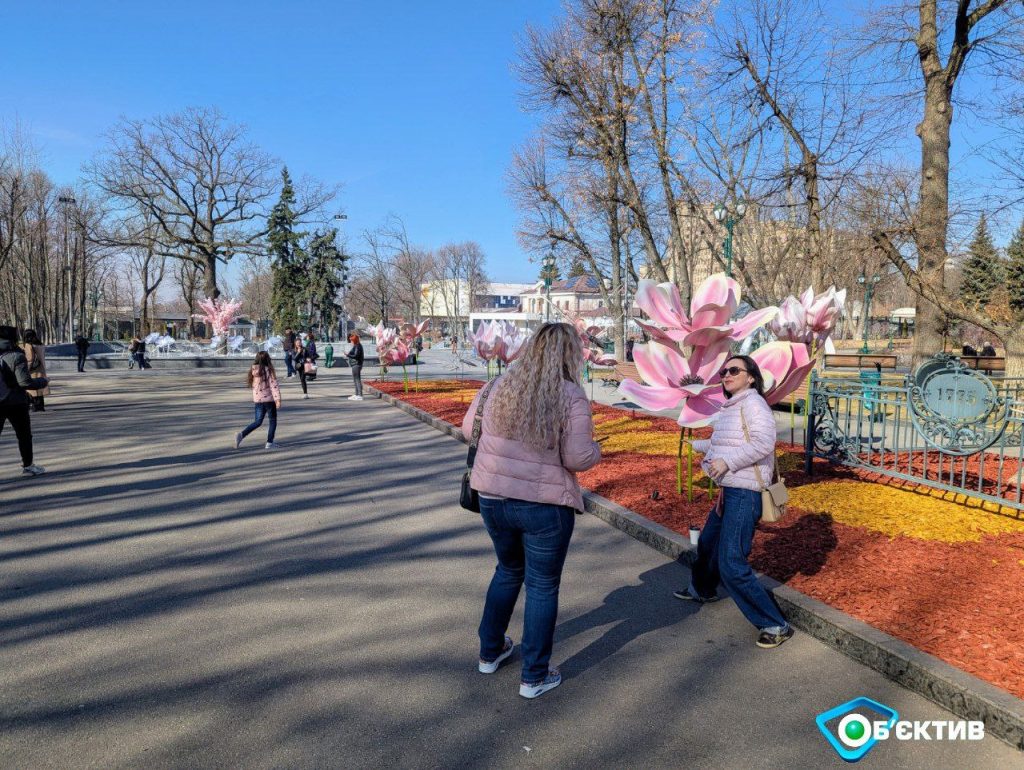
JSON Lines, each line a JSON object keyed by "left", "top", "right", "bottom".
{"left": 675, "top": 354, "right": 792, "bottom": 649}
{"left": 234, "top": 351, "right": 282, "bottom": 450}
{"left": 463, "top": 322, "right": 601, "bottom": 699}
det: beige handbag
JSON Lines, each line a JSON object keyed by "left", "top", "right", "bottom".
{"left": 739, "top": 407, "right": 789, "bottom": 523}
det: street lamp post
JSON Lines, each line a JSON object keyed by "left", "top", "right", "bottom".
{"left": 712, "top": 199, "right": 747, "bottom": 278}
{"left": 542, "top": 252, "right": 557, "bottom": 322}
{"left": 58, "top": 195, "right": 77, "bottom": 341}
{"left": 333, "top": 214, "right": 348, "bottom": 340}
{"left": 88, "top": 286, "right": 102, "bottom": 341}
{"left": 858, "top": 271, "right": 881, "bottom": 354}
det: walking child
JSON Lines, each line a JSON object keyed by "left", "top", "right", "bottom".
{"left": 234, "top": 351, "right": 282, "bottom": 450}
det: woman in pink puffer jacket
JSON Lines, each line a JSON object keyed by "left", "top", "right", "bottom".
{"left": 234, "top": 351, "right": 282, "bottom": 450}
{"left": 462, "top": 322, "right": 601, "bottom": 699}
{"left": 676, "top": 355, "right": 792, "bottom": 649}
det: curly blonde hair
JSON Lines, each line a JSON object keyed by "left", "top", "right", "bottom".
{"left": 489, "top": 322, "right": 583, "bottom": 449}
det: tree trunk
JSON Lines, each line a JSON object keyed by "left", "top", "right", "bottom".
{"left": 1003, "top": 327, "right": 1024, "bottom": 379}
{"left": 912, "top": 3, "right": 953, "bottom": 368}
{"left": 203, "top": 255, "right": 219, "bottom": 300}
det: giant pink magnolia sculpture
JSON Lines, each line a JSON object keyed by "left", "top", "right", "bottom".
{"left": 572, "top": 319, "right": 617, "bottom": 367}
{"left": 468, "top": 321, "right": 530, "bottom": 375}
{"left": 621, "top": 275, "right": 778, "bottom": 427}
{"left": 768, "top": 286, "right": 846, "bottom": 350}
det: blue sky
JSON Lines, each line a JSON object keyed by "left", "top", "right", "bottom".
{"left": 3, "top": 1, "right": 1020, "bottom": 293}
{"left": 2, "top": 0, "right": 563, "bottom": 284}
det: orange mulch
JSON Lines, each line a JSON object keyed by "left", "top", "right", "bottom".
{"left": 371, "top": 379, "right": 1024, "bottom": 700}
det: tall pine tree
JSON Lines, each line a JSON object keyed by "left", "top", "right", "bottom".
{"left": 1007, "top": 219, "right": 1024, "bottom": 315}
{"left": 960, "top": 214, "right": 1002, "bottom": 308}
{"left": 269, "top": 168, "right": 307, "bottom": 332}
{"left": 306, "top": 229, "right": 348, "bottom": 336}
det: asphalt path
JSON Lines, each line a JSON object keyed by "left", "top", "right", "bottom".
{"left": 0, "top": 370, "right": 1019, "bottom": 769}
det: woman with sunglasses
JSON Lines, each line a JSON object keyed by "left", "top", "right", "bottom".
{"left": 675, "top": 355, "right": 793, "bottom": 649}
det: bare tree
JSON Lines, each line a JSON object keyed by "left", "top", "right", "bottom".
{"left": 866, "top": 0, "right": 1024, "bottom": 367}
{"left": 87, "top": 107, "right": 334, "bottom": 301}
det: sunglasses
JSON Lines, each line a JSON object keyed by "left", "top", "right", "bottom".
{"left": 718, "top": 366, "right": 749, "bottom": 377}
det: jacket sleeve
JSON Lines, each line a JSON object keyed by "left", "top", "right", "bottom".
{"left": 270, "top": 375, "right": 281, "bottom": 405}
{"left": 559, "top": 387, "right": 601, "bottom": 472}
{"left": 720, "top": 402, "right": 776, "bottom": 473}
{"left": 10, "top": 353, "right": 38, "bottom": 389}
{"left": 461, "top": 388, "right": 486, "bottom": 440}
{"left": 691, "top": 438, "right": 710, "bottom": 453}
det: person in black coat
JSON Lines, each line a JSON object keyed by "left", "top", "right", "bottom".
{"left": 0, "top": 326, "right": 48, "bottom": 476}
{"left": 292, "top": 337, "right": 310, "bottom": 398}
{"left": 75, "top": 335, "right": 91, "bottom": 372}
{"left": 346, "top": 332, "right": 364, "bottom": 400}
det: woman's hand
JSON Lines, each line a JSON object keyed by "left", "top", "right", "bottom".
{"left": 707, "top": 458, "right": 729, "bottom": 481}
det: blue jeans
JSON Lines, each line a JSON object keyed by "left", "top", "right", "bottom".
{"left": 284, "top": 351, "right": 295, "bottom": 376}
{"left": 240, "top": 401, "right": 277, "bottom": 443}
{"left": 478, "top": 497, "right": 575, "bottom": 684}
{"left": 690, "top": 486, "right": 788, "bottom": 631}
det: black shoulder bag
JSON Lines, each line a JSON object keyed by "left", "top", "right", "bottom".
{"left": 460, "top": 379, "right": 498, "bottom": 512}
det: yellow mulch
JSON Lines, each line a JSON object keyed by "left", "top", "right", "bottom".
{"left": 789, "top": 482, "right": 1024, "bottom": 543}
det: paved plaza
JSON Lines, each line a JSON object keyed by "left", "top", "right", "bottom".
{"left": 0, "top": 370, "right": 1020, "bottom": 768}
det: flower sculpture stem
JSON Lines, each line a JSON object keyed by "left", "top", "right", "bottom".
{"left": 402, "top": 364, "right": 408, "bottom": 393}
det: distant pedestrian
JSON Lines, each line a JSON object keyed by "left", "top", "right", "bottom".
{"left": 625, "top": 338, "right": 635, "bottom": 362}
{"left": 292, "top": 337, "right": 310, "bottom": 399}
{"left": 324, "top": 343, "right": 334, "bottom": 369}
{"left": 75, "top": 335, "right": 90, "bottom": 372}
{"left": 961, "top": 343, "right": 978, "bottom": 357}
{"left": 283, "top": 327, "right": 296, "bottom": 378}
{"left": 129, "top": 335, "right": 149, "bottom": 370}
{"left": 679, "top": 355, "right": 793, "bottom": 649}
{"left": 981, "top": 341, "right": 997, "bottom": 357}
{"left": 22, "top": 329, "right": 49, "bottom": 412}
{"left": 0, "top": 325, "right": 48, "bottom": 476}
{"left": 305, "top": 331, "right": 318, "bottom": 368}
{"left": 462, "top": 322, "right": 601, "bottom": 699}
{"left": 346, "top": 332, "right": 364, "bottom": 401}
{"left": 234, "top": 351, "right": 282, "bottom": 450}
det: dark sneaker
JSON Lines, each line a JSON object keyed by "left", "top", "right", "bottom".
{"left": 673, "top": 587, "right": 719, "bottom": 603}
{"left": 756, "top": 627, "right": 794, "bottom": 649}
{"left": 520, "top": 668, "right": 561, "bottom": 699}
{"left": 478, "top": 636, "right": 514, "bottom": 674}
{"left": 234, "top": 432, "right": 244, "bottom": 449}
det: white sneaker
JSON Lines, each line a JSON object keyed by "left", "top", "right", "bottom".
{"left": 519, "top": 668, "right": 561, "bottom": 699}
{"left": 347, "top": 395, "right": 358, "bottom": 401}
{"left": 479, "top": 636, "right": 514, "bottom": 674}
{"left": 22, "top": 464, "right": 46, "bottom": 476}
{"left": 234, "top": 431, "right": 243, "bottom": 449}
{"left": 265, "top": 442, "right": 281, "bottom": 449}
{"left": 351, "top": 395, "right": 364, "bottom": 401}
{"left": 303, "top": 394, "right": 310, "bottom": 399}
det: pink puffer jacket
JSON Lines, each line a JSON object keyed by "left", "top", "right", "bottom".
{"left": 251, "top": 365, "right": 281, "bottom": 405}
{"left": 462, "top": 379, "right": 602, "bottom": 510}
{"left": 691, "top": 388, "right": 776, "bottom": 492}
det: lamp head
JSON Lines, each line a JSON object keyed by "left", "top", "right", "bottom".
{"left": 713, "top": 204, "right": 726, "bottom": 222}
{"left": 735, "top": 200, "right": 747, "bottom": 218}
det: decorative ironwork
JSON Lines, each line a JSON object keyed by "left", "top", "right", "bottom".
{"left": 805, "top": 356, "right": 1024, "bottom": 512}
{"left": 906, "top": 355, "right": 1010, "bottom": 456}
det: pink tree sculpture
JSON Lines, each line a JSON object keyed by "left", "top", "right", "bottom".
{"left": 194, "top": 297, "right": 244, "bottom": 352}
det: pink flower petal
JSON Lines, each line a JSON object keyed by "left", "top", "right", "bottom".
{"left": 690, "top": 273, "right": 737, "bottom": 317}
{"left": 618, "top": 379, "right": 685, "bottom": 411}
{"left": 678, "top": 392, "right": 726, "bottom": 428}
{"left": 730, "top": 306, "right": 779, "bottom": 340}
{"left": 633, "top": 342, "right": 689, "bottom": 387}
{"left": 634, "top": 280, "right": 686, "bottom": 329}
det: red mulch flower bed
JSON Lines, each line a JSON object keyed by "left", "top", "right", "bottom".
{"left": 371, "top": 379, "right": 1024, "bottom": 699}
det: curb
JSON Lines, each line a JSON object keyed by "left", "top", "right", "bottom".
{"left": 366, "top": 384, "right": 1024, "bottom": 751}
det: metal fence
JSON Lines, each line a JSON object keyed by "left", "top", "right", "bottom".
{"left": 804, "top": 355, "right": 1024, "bottom": 512}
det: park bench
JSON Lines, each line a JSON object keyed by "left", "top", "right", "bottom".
{"left": 957, "top": 355, "right": 1006, "bottom": 374}
{"left": 592, "top": 362, "right": 639, "bottom": 388}
{"left": 775, "top": 353, "right": 898, "bottom": 413}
